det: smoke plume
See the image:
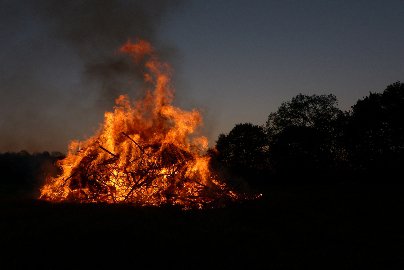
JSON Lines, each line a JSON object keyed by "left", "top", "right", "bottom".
{"left": 0, "top": 0, "right": 182, "bottom": 152}
{"left": 36, "top": 0, "right": 182, "bottom": 101}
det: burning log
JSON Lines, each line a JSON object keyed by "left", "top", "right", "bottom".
{"left": 99, "top": 145, "right": 118, "bottom": 158}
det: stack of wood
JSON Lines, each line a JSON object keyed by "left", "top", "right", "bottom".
{"left": 60, "top": 132, "right": 236, "bottom": 208}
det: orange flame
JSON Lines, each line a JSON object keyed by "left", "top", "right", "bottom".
{"left": 39, "top": 39, "right": 239, "bottom": 209}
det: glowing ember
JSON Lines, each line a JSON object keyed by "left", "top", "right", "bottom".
{"left": 40, "top": 39, "right": 241, "bottom": 209}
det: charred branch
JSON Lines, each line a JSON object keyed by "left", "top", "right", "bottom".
{"left": 121, "top": 132, "right": 144, "bottom": 153}
{"left": 99, "top": 145, "right": 118, "bottom": 157}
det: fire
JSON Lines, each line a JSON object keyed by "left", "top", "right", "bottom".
{"left": 40, "top": 39, "right": 240, "bottom": 209}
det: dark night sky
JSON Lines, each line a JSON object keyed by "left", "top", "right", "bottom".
{"left": 1, "top": 0, "right": 403, "bottom": 152}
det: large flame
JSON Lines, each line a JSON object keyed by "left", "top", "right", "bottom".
{"left": 40, "top": 39, "right": 239, "bottom": 209}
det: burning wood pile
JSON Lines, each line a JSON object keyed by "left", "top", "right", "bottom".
{"left": 39, "top": 39, "right": 240, "bottom": 209}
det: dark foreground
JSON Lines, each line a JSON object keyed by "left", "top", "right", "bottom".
{"left": 1, "top": 184, "right": 403, "bottom": 269}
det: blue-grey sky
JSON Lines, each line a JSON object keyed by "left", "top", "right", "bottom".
{"left": 1, "top": 0, "right": 403, "bottom": 152}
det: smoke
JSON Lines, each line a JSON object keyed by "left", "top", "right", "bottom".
{"left": 36, "top": 0, "right": 182, "bottom": 103}
{"left": 0, "top": 0, "right": 182, "bottom": 152}
{"left": 39, "top": 0, "right": 182, "bottom": 99}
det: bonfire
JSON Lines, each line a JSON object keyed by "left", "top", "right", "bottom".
{"left": 40, "top": 39, "right": 241, "bottom": 209}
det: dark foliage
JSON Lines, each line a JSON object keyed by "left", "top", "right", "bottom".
{"left": 215, "top": 123, "right": 268, "bottom": 170}
{"left": 265, "top": 94, "right": 345, "bottom": 180}
{"left": 212, "top": 82, "right": 404, "bottom": 186}
{"left": 269, "top": 126, "right": 336, "bottom": 177}
{"left": 0, "top": 151, "right": 63, "bottom": 199}
{"left": 345, "top": 82, "right": 404, "bottom": 176}
{"left": 265, "top": 94, "right": 342, "bottom": 138}
{"left": 212, "top": 123, "right": 269, "bottom": 187}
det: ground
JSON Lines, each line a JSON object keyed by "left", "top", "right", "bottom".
{"left": 1, "top": 184, "right": 403, "bottom": 269}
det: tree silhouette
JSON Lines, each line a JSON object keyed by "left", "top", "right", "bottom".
{"left": 266, "top": 94, "right": 343, "bottom": 138}
{"left": 0, "top": 151, "right": 63, "bottom": 198}
{"left": 265, "top": 94, "right": 345, "bottom": 179}
{"left": 214, "top": 123, "right": 268, "bottom": 185}
{"left": 345, "top": 82, "right": 404, "bottom": 176}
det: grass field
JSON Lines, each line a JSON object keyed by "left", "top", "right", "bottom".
{"left": 1, "top": 184, "right": 403, "bottom": 269}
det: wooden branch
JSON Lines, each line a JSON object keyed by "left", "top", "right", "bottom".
{"left": 62, "top": 171, "right": 77, "bottom": 186}
{"left": 99, "top": 145, "right": 118, "bottom": 157}
{"left": 121, "top": 132, "right": 144, "bottom": 153}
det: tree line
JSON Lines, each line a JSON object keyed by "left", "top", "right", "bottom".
{"left": 0, "top": 151, "right": 63, "bottom": 198}
{"left": 0, "top": 82, "right": 403, "bottom": 196}
{"left": 210, "top": 82, "right": 404, "bottom": 186}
